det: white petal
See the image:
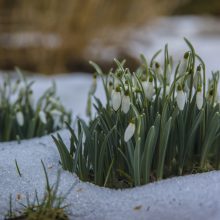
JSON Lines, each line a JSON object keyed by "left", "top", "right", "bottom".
{"left": 176, "top": 90, "right": 186, "bottom": 110}
{"left": 143, "top": 82, "right": 154, "bottom": 101}
{"left": 39, "top": 111, "right": 47, "bottom": 124}
{"left": 111, "top": 90, "right": 121, "bottom": 111}
{"left": 121, "top": 95, "right": 130, "bottom": 114}
{"left": 196, "top": 91, "right": 203, "bottom": 110}
{"left": 124, "top": 123, "right": 135, "bottom": 142}
{"left": 16, "top": 111, "right": 24, "bottom": 126}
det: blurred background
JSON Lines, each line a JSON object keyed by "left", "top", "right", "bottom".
{"left": 0, "top": 0, "right": 220, "bottom": 74}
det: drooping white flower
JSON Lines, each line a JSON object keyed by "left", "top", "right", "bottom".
{"left": 16, "top": 111, "right": 24, "bottom": 126}
{"left": 196, "top": 89, "right": 203, "bottom": 110}
{"left": 121, "top": 92, "right": 130, "bottom": 114}
{"left": 176, "top": 87, "right": 186, "bottom": 111}
{"left": 39, "top": 110, "right": 47, "bottom": 124}
{"left": 142, "top": 78, "right": 155, "bottom": 101}
{"left": 178, "top": 52, "right": 189, "bottom": 75}
{"left": 111, "top": 87, "right": 122, "bottom": 111}
{"left": 124, "top": 121, "right": 135, "bottom": 142}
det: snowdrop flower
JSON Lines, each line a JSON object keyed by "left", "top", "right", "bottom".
{"left": 124, "top": 121, "right": 135, "bottom": 142}
{"left": 121, "top": 91, "right": 130, "bottom": 114}
{"left": 196, "top": 88, "right": 203, "bottom": 110}
{"left": 16, "top": 111, "right": 24, "bottom": 126}
{"left": 142, "top": 77, "right": 154, "bottom": 101}
{"left": 193, "top": 65, "right": 202, "bottom": 89}
{"left": 111, "top": 86, "right": 122, "bottom": 111}
{"left": 176, "top": 86, "right": 186, "bottom": 111}
{"left": 178, "top": 52, "right": 189, "bottom": 75}
{"left": 39, "top": 110, "right": 47, "bottom": 124}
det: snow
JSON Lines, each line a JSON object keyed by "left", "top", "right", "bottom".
{"left": 1, "top": 16, "right": 220, "bottom": 220}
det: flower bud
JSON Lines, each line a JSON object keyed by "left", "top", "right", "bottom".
{"left": 142, "top": 77, "right": 154, "bottom": 101}
{"left": 16, "top": 111, "right": 24, "bottom": 126}
{"left": 179, "top": 52, "right": 189, "bottom": 75}
{"left": 193, "top": 65, "right": 202, "bottom": 89}
{"left": 111, "top": 86, "right": 122, "bottom": 111}
{"left": 39, "top": 110, "right": 47, "bottom": 124}
{"left": 121, "top": 91, "right": 130, "bottom": 114}
{"left": 124, "top": 121, "right": 135, "bottom": 142}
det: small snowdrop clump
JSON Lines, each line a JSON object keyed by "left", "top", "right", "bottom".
{"left": 0, "top": 70, "right": 71, "bottom": 142}
{"left": 54, "top": 39, "right": 220, "bottom": 188}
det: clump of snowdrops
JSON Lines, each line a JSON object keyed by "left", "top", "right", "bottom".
{"left": 0, "top": 70, "right": 71, "bottom": 142}
{"left": 54, "top": 39, "right": 220, "bottom": 188}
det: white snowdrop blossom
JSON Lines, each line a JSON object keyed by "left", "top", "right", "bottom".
{"left": 121, "top": 92, "right": 130, "bottom": 114}
{"left": 196, "top": 90, "right": 203, "bottom": 110}
{"left": 39, "top": 110, "right": 47, "bottom": 124}
{"left": 111, "top": 87, "right": 122, "bottom": 111}
{"left": 176, "top": 88, "right": 186, "bottom": 111}
{"left": 16, "top": 111, "right": 24, "bottom": 126}
{"left": 124, "top": 122, "right": 135, "bottom": 142}
{"left": 143, "top": 79, "right": 154, "bottom": 101}
{"left": 179, "top": 52, "right": 189, "bottom": 75}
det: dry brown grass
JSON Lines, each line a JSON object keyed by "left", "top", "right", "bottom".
{"left": 0, "top": 0, "right": 185, "bottom": 74}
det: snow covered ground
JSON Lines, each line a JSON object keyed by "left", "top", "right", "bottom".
{"left": 1, "top": 16, "right": 220, "bottom": 220}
